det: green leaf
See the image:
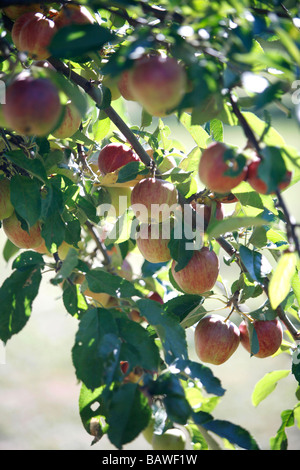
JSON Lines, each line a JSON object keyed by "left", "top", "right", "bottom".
{"left": 4, "top": 150, "right": 47, "bottom": 183}
{"left": 258, "top": 146, "right": 287, "bottom": 194}
{"left": 270, "top": 409, "right": 295, "bottom": 450}
{"left": 85, "top": 268, "right": 142, "bottom": 298}
{"left": 117, "top": 317, "right": 160, "bottom": 372}
{"left": 268, "top": 252, "right": 298, "bottom": 309}
{"left": 203, "top": 419, "right": 260, "bottom": 450}
{"left": 49, "top": 23, "right": 114, "bottom": 59}
{"left": 52, "top": 248, "right": 79, "bottom": 284}
{"left": 175, "top": 359, "right": 226, "bottom": 397}
{"left": 239, "top": 245, "right": 272, "bottom": 283}
{"left": 136, "top": 298, "right": 188, "bottom": 364}
{"left": 0, "top": 252, "right": 43, "bottom": 343}
{"left": 252, "top": 370, "right": 290, "bottom": 407}
{"left": 116, "top": 161, "right": 148, "bottom": 184}
{"left": 107, "top": 383, "right": 151, "bottom": 449}
{"left": 62, "top": 281, "right": 89, "bottom": 317}
{"left": 3, "top": 238, "right": 19, "bottom": 263}
{"left": 207, "top": 216, "right": 269, "bottom": 239}
{"left": 292, "top": 345, "right": 300, "bottom": 386}
{"left": 179, "top": 112, "right": 210, "bottom": 148}
{"left": 10, "top": 176, "right": 42, "bottom": 228}
{"left": 72, "top": 308, "right": 121, "bottom": 390}
{"left": 79, "top": 383, "right": 106, "bottom": 442}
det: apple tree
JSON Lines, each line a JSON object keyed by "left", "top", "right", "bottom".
{"left": 0, "top": 0, "right": 300, "bottom": 451}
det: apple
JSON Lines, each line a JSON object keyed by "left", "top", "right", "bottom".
{"left": 131, "top": 177, "right": 178, "bottom": 224}
{"left": 127, "top": 54, "right": 187, "bottom": 117}
{"left": 136, "top": 222, "right": 172, "bottom": 263}
{"left": 52, "top": 102, "right": 82, "bottom": 139}
{"left": 2, "top": 4, "right": 43, "bottom": 20}
{"left": 117, "top": 70, "right": 137, "bottom": 101}
{"left": 239, "top": 318, "right": 283, "bottom": 358}
{"left": 152, "top": 428, "right": 186, "bottom": 451}
{"left": 198, "top": 142, "right": 248, "bottom": 194}
{"left": 194, "top": 314, "right": 240, "bottom": 365}
{"left": 171, "top": 246, "right": 219, "bottom": 295}
{"left": 54, "top": 4, "right": 94, "bottom": 28}
{"left": 12, "top": 12, "right": 57, "bottom": 60}
{"left": 0, "top": 179, "right": 14, "bottom": 220}
{"left": 97, "top": 142, "right": 140, "bottom": 175}
{"left": 102, "top": 75, "right": 121, "bottom": 101}
{"left": 4, "top": 74, "right": 62, "bottom": 137}
{"left": 74, "top": 273, "right": 111, "bottom": 307}
{"left": 3, "top": 212, "right": 43, "bottom": 249}
{"left": 246, "top": 158, "right": 292, "bottom": 195}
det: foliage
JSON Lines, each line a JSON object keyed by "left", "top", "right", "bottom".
{"left": 0, "top": 0, "right": 300, "bottom": 450}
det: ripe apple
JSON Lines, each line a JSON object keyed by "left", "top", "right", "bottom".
{"left": 194, "top": 314, "right": 240, "bottom": 365}
{"left": 74, "top": 273, "right": 111, "bottom": 307}
{"left": 239, "top": 318, "right": 283, "bottom": 358}
{"left": 148, "top": 291, "right": 164, "bottom": 304}
{"left": 3, "top": 212, "right": 43, "bottom": 249}
{"left": 12, "top": 12, "right": 57, "bottom": 60}
{"left": 117, "top": 70, "right": 137, "bottom": 101}
{"left": 152, "top": 429, "right": 186, "bottom": 451}
{"left": 198, "top": 142, "right": 248, "bottom": 194}
{"left": 171, "top": 246, "right": 219, "bottom": 295}
{"left": 246, "top": 157, "right": 292, "bottom": 195}
{"left": 127, "top": 54, "right": 187, "bottom": 117}
{"left": 136, "top": 222, "right": 172, "bottom": 263}
{"left": 52, "top": 102, "right": 82, "bottom": 139}
{"left": 131, "top": 177, "right": 178, "bottom": 224}
{"left": 2, "top": 4, "right": 43, "bottom": 20}
{"left": 97, "top": 142, "right": 140, "bottom": 175}
{"left": 0, "top": 179, "right": 14, "bottom": 221}
{"left": 54, "top": 4, "right": 94, "bottom": 28}
{"left": 4, "top": 74, "right": 62, "bottom": 137}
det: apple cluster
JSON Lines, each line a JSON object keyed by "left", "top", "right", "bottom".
{"left": 194, "top": 314, "right": 283, "bottom": 365}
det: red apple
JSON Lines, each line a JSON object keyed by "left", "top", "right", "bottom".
{"left": 194, "top": 314, "right": 240, "bottom": 365}
{"left": 171, "top": 246, "right": 219, "bottom": 295}
{"left": 0, "top": 179, "right": 14, "bottom": 221}
{"left": 117, "top": 70, "right": 137, "bottom": 101}
{"left": 127, "top": 54, "right": 187, "bottom": 117}
{"left": 136, "top": 222, "right": 172, "bottom": 263}
{"left": 246, "top": 158, "right": 292, "bottom": 195}
{"left": 198, "top": 142, "right": 248, "bottom": 194}
{"left": 4, "top": 74, "right": 62, "bottom": 136}
{"left": 97, "top": 142, "right": 140, "bottom": 175}
{"left": 54, "top": 4, "right": 94, "bottom": 28}
{"left": 2, "top": 4, "right": 43, "bottom": 20}
{"left": 3, "top": 212, "right": 43, "bottom": 249}
{"left": 13, "top": 12, "right": 57, "bottom": 60}
{"left": 239, "top": 318, "right": 283, "bottom": 358}
{"left": 131, "top": 177, "right": 178, "bottom": 224}
{"left": 52, "top": 101, "right": 82, "bottom": 139}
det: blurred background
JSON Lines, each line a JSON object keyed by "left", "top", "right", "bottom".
{"left": 0, "top": 99, "right": 299, "bottom": 450}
